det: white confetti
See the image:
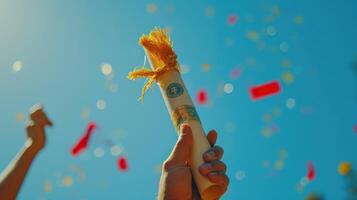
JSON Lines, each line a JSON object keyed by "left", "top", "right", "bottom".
{"left": 96, "top": 99, "right": 106, "bottom": 110}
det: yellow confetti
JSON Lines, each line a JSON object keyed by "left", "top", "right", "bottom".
{"left": 44, "top": 180, "right": 52, "bottom": 193}
{"left": 80, "top": 108, "right": 89, "bottom": 119}
{"left": 338, "top": 162, "right": 352, "bottom": 175}
{"left": 294, "top": 15, "right": 304, "bottom": 25}
{"left": 12, "top": 60, "right": 23, "bottom": 72}
{"left": 154, "top": 164, "right": 162, "bottom": 174}
{"left": 274, "top": 159, "right": 285, "bottom": 170}
{"left": 15, "top": 112, "right": 25, "bottom": 122}
{"left": 261, "top": 127, "right": 272, "bottom": 138}
{"left": 62, "top": 176, "right": 73, "bottom": 187}
{"left": 271, "top": 6, "right": 280, "bottom": 16}
{"left": 147, "top": 3, "right": 157, "bottom": 14}
{"left": 202, "top": 63, "right": 211, "bottom": 72}
{"left": 282, "top": 72, "right": 294, "bottom": 84}
{"left": 205, "top": 6, "right": 215, "bottom": 17}
{"left": 246, "top": 30, "right": 260, "bottom": 41}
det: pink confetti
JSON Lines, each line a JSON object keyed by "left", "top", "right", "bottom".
{"left": 307, "top": 162, "right": 315, "bottom": 181}
{"left": 71, "top": 122, "right": 97, "bottom": 156}
{"left": 230, "top": 68, "right": 241, "bottom": 80}
{"left": 354, "top": 125, "right": 357, "bottom": 133}
{"left": 118, "top": 156, "right": 128, "bottom": 171}
{"left": 228, "top": 14, "right": 238, "bottom": 25}
{"left": 196, "top": 89, "right": 208, "bottom": 105}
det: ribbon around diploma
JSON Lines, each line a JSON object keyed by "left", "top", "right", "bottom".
{"left": 127, "top": 64, "right": 180, "bottom": 101}
{"left": 127, "top": 28, "right": 181, "bottom": 101}
{"left": 171, "top": 105, "right": 201, "bottom": 130}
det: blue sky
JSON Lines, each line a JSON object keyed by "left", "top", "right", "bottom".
{"left": 0, "top": 0, "right": 356, "bottom": 199}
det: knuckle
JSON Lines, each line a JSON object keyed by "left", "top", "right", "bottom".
{"left": 162, "top": 159, "right": 172, "bottom": 171}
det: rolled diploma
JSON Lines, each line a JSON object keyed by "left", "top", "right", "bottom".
{"left": 146, "top": 52, "right": 224, "bottom": 200}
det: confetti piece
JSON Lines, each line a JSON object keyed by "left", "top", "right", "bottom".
{"left": 62, "top": 176, "right": 73, "bottom": 187}
{"left": 235, "top": 170, "right": 246, "bottom": 181}
{"left": 286, "top": 98, "right": 296, "bottom": 109}
{"left": 147, "top": 3, "right": 157, "bottom": 14}
{"left": 80, "top": 108, "right": 90, "bottom": 120}
{"left": 110, "top": 145, "right": 123, "bottom": 156}
{"left": 118, "top": 156, "right": 128, "bottom": 171}
{"left": 282, "top": 72, "right": 294, "bottom": 84}
{"left": 306, "top": 193, "right": 324, "bottom": 200}
{"left": 354, "top": 125, "right": 357, "bottom": 133}
{"left": 230, "top": 68, "right": 241, "bottom": 79}
{"left": 223, "top": 83, "right": 234, "bottom": 94}
{"left": 71, "top": 122, "right": 97, "bottom": 156}
{"left": 94, "top": 147, "right": 105, "bottom": 158}
{"left": 196, "top": 89, "right": 208, "bottom": 105}
{"left": 246, "top": 30, "right": 260, "bottom": 41}
{"left": 15, "top": 112, "right": 25, "bottom": 122}
{"left": 274, "top": 159, "right": 285, "bottom": 170}
{"left": 261, "top": 127, "right": 273, "bottom": 138}
{"left": 101, "top": 63, "right": 112, "bottom": 76}
{"left": 202, "top": 63, "right": 211, "bottom": 72}
{"left": 154, "top": 164, "right": 162, "bottom": 174}
{"left": 96, "top": 99, "right": 106, "bottom": 110}
{"left": 279, "top": 149, "right": 288, "bottom": 160}
{"left": 271, "top": 5, "right": 280, "bottom": 16}
{"left": 249, "top": 80, "right": 281, "bottom": 100}
{"left": 12, "top": 60, "right": 23, "bottom": 72}
{"left": 266, "top": 26, "right": 277, "bottom": 36}
{"left": 204, "top": 6, "right": 215, "bottom": 17}
{"left": 294, "top": 15, "right": 304, "bottom": 25}
{"left": 228, "top": 14, "right": 238, "bottom": 25}
{"left": 44, "top": 180, "right": 52, "bottom": 193}
{"left": 307, "top": 162, "right": 316, "bottom": 181}
{"left": 338, "top": 162, "right": 352, "bottom": 175}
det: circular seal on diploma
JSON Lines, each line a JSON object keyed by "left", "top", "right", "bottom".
{"left": 171, "top": 105, "right": 201, "bottom": 130}
{"left": 166, "top": 82, "right": 184, "bottom": 98}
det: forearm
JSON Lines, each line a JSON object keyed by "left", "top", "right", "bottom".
{"left": 0, "top": 140, "right": 39, "bottom": 200}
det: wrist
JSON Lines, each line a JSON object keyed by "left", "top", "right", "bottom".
{"left": 25, "top": 139, "right": 42, "bottom": 155}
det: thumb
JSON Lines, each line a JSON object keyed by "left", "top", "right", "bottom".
{"left": 163, "top": 124, "right": 193, "bottom": 170}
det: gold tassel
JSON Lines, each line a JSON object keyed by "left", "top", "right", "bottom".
{"left": 127, "top": 28, "right": 180, "bottom": 101}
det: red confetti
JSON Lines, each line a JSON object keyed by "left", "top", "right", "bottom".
{"left": 196, "top": 89, "right": 208, "bottom": 105}
{"left": 228, "top": 14, "right": 238, "bottom": 25}
{"left": 118, "top": 156, "right": 128, "bottom": 171}
{"left": 307, "top": 162, "right": 315, "bottom": 181}
{"left": 249, "top": 80, "right": 281, "bottom": 100}
{"left": 354, "top": 125, "right": 357, "bottom": 133}
{"left": 71, "top": 122, "right": 97, "bottom": 156}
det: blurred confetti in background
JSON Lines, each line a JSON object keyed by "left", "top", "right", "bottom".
{"left": 0, "top": 0, "right": 357, "bottom": 199}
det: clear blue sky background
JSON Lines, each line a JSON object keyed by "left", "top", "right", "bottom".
{"left": 1, "top": 0, "right": 357, "bottom": 199}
